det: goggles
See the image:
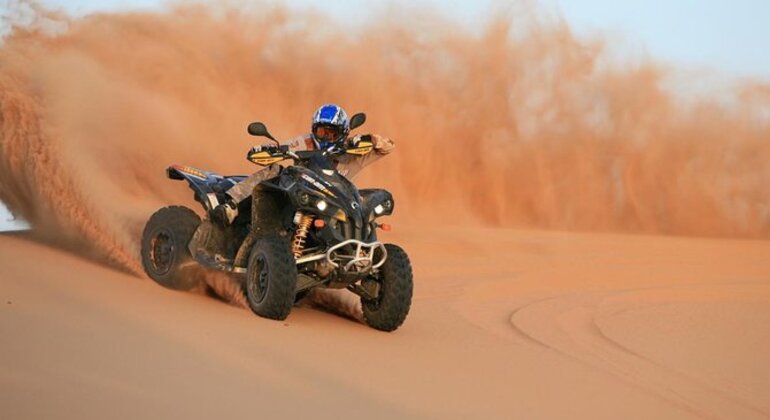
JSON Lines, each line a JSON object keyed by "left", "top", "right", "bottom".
{"left": 313, "top": 124, "right": 341, "bottom": 142}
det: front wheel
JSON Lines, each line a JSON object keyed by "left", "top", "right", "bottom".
{"left": 245, "top": 235, "right": 298, "bottom": 320}
{"left": 362, "top": 244, "right": 413, "bottom": 332}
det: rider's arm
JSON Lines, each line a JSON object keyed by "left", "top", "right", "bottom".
{"left": 247, "top": 134, "right": 314, "bottom": 161}
{"left": 286, "top": 134, "right": 315, "bottom": 152}
{"left": 338, "top": 133, "right": 395, "bottom": 179}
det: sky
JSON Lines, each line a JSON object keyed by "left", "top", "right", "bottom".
{"left": 0, "top": 202, "right": 29, "bottom": 231}
{"left": 16, "top": 0, "right": 770, "bottom": 79}
{"left": 549, "top": 0, "right": 770, "bottom": 80}
{"left": 0, "top": 0, "right": 768, "bottom": 230}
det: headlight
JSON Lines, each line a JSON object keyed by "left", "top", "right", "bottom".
{"left": 298, "top": 192, "right": 311, "bottom": 205}
{"left": 316, "top": 200, "right": 328, "bottom": 211}
{"left": 374, "top": 204, "right": 385, "bottom": 215}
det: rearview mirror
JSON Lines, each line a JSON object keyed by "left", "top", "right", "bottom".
{"left": 349, "top": 113, "right": 366, "bottom": 130}
{"left": 247, "top": 122, "right": 277, "bottom": 144}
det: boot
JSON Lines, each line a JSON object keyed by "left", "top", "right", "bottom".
{"left": 210, "top": 200, "right": 238, "bottom": 226}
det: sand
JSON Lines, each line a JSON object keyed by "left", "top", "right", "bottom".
{"left": 1, "top": 3, "right": 770, "bottom": 419}
{"left": 2, "top": 227, "right": 768, "bottom": 419}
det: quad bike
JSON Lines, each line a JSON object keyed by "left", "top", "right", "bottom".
{"left": 140, "top": 113, "right": 413, "bottom": 332}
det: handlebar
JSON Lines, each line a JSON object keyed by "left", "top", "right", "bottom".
{"left": 287, "top": 142, "right": 347, "bottom": 160}
{"left": 250, "top": 139, "right": 361, "bottom": 167}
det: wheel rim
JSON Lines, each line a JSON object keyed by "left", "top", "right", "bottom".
{"left": 149, "top": 229, "right": 175, "bottom": 275}
{"left": 249, "top": 254, "right": 269, "bottom": 304}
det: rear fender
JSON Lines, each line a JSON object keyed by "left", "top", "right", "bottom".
{"left": 166, "top": 165, "right": 221, "bottom": 211}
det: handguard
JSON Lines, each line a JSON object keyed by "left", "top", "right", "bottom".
{"left": 248, "top": 145, "right": 288, "bottom": 166}
{"left": 345, "top": 140, "right": 374, "bottom": 156}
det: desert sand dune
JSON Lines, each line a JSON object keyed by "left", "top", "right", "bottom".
{"left": 2, "top": 228, "right": 769, "bottom": 419}
{"left": 1, "top": 3, "right": 770, "bottom": 419}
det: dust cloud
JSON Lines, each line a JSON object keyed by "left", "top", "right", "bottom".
{"left": 1, "top": 1, "right": 769, "bottom": 273}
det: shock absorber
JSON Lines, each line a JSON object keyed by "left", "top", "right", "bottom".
{"left": 292, "top": 212, "right": 314, "bottom": 258}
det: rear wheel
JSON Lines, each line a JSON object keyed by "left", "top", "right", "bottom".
{"left": 362, "top": 244, "right": 413, "bottom": 332}
{"left": 245, "top": 235, "right": 298, "bottom": 320}
{"left": 141, "top": 206, "right": 202, "bottom": 291}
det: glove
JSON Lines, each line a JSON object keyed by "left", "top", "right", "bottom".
{"left": 348, "top": 134, "right": 372, "bottom": 148}
{"left": 247, "top": 145, "right": 261, "bottom": 159}
{"left": 247, "top": 144, "right": 277, "bottom": 159}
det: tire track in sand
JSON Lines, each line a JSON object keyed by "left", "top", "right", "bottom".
{"left": 509, "top": 284, "right": 770, "bottom": 419}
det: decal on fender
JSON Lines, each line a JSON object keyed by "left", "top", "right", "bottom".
{"left": 300, "top": 174, "right": 337, "bottom": 198}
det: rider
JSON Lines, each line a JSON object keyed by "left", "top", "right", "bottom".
{"left": 211, "top": 104, "right": 395, "bottom": 225}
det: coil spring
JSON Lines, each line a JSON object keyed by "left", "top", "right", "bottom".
{"left": 292, "top": 213, "right": 314, "bottom": 258}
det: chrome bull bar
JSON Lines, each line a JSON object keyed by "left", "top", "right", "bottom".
{"left": 295, "top": 239, "right": 387, "bottom": 273}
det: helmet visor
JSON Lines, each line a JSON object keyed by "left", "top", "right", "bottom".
{"left": 313, "top": 124, "right": 342, "bottom": 143}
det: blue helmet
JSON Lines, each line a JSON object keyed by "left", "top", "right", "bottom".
{"left": 311, "top": 104, "right": 349, "bottom": 149}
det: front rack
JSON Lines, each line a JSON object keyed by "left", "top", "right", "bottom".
{"left": 295, "top": 239, "right": 388, "bottom": 274}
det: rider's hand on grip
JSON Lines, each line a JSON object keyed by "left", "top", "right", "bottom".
{"left": 246, "top": 145, "right": 261, "bottom": 160}
{"left": 247, "top": 145, "right": 278, "bottom": 159}
{"left": 349, "top": 134, "right": 372, "bottom": 148}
